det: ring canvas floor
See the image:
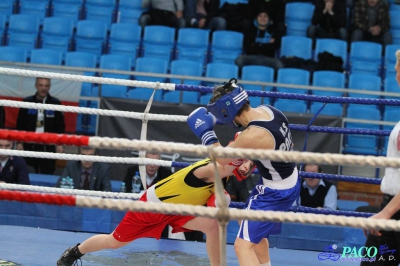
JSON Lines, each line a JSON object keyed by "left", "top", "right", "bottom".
{"left": 0, "top": 225, "right": 360, "bottom": 266}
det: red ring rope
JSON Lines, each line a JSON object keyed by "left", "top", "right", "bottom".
{"left": 0, "top": 129, "right": 90, "bottom": 146}
{"left": 0, "top": 190, "right": 76, "bottom": 206}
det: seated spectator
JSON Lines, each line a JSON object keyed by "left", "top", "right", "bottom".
{"left": 0, "top": 139, "right": 30, "bottom": 185}
{"left": 56, "top": 147, "right": 111, "bottom": 191}
{"left": 247, "top": 0, "right": 286, "bottom": 36}
{"left": 235, "top": 9, "right": 284, "bottom": 75}
{"left": 299, "top": 164, "right": 338, "bottom": 210}
{"left": 223, "top": 175, "right": 249, "bottom": 203}
{"left": 307, "top": 0, "right": 347, "bottom": 43}
{"left": 140, "top": 0, "right": 186, "bottom": 29}
{"left": 350, "top": 0, "right": 392, "bottom": 47}
{"left": 124, "top": 151, "right": 172, "bottom": 192}
{"left": 184, "top": 0, "right": 226, "bottom": 31}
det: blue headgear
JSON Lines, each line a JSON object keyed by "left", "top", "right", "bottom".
{"left": 207, "top": 78, "right": 249, "bottom": 128}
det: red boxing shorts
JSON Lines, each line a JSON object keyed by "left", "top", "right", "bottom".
{"left": 112, "top": 192, "right": 196, "bottom": 242}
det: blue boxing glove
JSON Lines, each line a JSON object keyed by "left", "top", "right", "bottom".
{"left": 187, "top": 107, "right": 219, "bottom": 145}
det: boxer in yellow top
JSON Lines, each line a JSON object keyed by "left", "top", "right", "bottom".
{"left": 57, "top": 157, "right": 254, "bottom": 266}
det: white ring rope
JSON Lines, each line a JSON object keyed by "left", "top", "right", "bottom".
{"left": 0, "top": 183, "right": 142, "bottom": 199}
{"left": 0, "top": 67, "right": 176, "bottom": 91}
{"left": 0, "top": 99, "right": 187, "bottom": 122}
{"left": 2, "top": 65, "right": 399, "bottom": 98}
{"left": 73, "top": 197, "right": 400, "bottom": 232}
{"left": 1, "top": 138, "right": 399, "bottom": 168}
{"left": 0, "top": 149, "right": 173, "bottom": 166}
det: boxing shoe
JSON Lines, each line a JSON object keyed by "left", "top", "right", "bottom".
{"left": 57, "top": 243, "right": 83, "bottom": 266}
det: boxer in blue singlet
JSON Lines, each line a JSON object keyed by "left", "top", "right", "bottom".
{"left": 187, "top": 78, "right": 301, "bottom": 266}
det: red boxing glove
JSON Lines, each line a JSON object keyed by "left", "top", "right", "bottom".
{"left": 207, "top": 190, "right": 231, "bottom": 207}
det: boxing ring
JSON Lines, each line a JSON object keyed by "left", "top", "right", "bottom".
{"left": 0, "top": 67, "right": 400, "bottom": 266}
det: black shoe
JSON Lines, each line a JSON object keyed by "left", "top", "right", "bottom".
{"left": 57, "top": 243, "right": 84, "bottom": 266}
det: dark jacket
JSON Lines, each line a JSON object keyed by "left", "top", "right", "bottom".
{"left": 16, "top": 93, "right": 65, "bottom": 152}
{"left": 243, "top": 23, "right": 281, "bottom": 58}
{"left": 0, "top": 156, "right": 30, "bottom": 184}
{"left": 353, "top": 0, "right": 390, "bottom": 33}
{"left": 312, "top": 0, "right": 347, "bottom": 32}
{"left": 300, "top": 181, "right": 333, "bottom": 208}
{"left": 56, "top": 161, "right": 112, "bottom": 191}
{"left": 124, "top": 166, "right": 172, "bottom": 192}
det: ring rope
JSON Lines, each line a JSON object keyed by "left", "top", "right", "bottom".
{"left": 0, "top": 137, "right": 400, "bottom": 168}
{"left": 0, "top": 183, "right": 375, "bottom": 218}
{"left": 1, "top": 189, "right": 398, "bottom": 232}
{"left": 0, "top": 183, "right": 142, "bottom": 199}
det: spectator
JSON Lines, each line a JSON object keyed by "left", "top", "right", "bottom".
{"left": 223, "top": 175, "right": 249, "bottom": 203}
{"left": 247, "top": 0, "right": 286, "bottom": 36}
{"left": 360, "top": 49, "right": 400, "bottom": 266}
{"left": 184, "top": 0, "right": 226, "bottom": 31}
{"left": 56, "top": 147, "right": 111, "bottom": 191}
{"left": 299, "top": 164, "right": 338, "bottom": 210}
{"left": 235, "top": 9, "right": 284, "bottom": 75}
{"left": 124, "top": 152, "right": 172, "bottom": 192}
{"left": 351, "top": 0, "right": 392, "bottom": 47}
{"left": 16, "top": 77, "right": 65, "bottom": 175}
{"left": 307, "top": 0, "right": 348, "bottom": 43}
{"left": 0, "top": 139, "right": 30, "bottom": 185}
{"left": 140, "top": 0, "right": 186, "bottom": 29}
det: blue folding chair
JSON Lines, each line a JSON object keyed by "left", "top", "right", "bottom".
{"left": 285, "top": 2, "right": 315, "bottom": 36}
{"left": 18, "top": 0, "right": 49, "bottom": 25}
{"left": 7, "top": 14, "right": 40, "bottom": 56}
{"left": 142, "top": 25, "right": 176, "bottom": 64}
{"left": 343, "top": 106, "right": 381, "bottom": 155}
{"left": 0, "top": 46, "right": 28, "bottom": 63}
{"left": 176, "top": 28, "right": 210, "bottom": 66}
{"left": 210, "top": 30, "right": 243, "bottom": 64}
{"left": 349, "top": 41, "right": 382, "bottom": 76}
{"left": 84, "top": 0, "right": 117, "bottom": 28}
{"left": 384, "top": 44, "right": 400, "bottom": 78}
{"left": 309, "top": 102, "right": 343, "bottom": 116}
{"left": 75, "top": 20, "right": 108, "bottom": 62}
{"left": 117, "top": 9, "right": 142, "bottom": 24}
{"left": 30, "top": 49, "right": 63, "bottom": 65}
{"left": 65, "top": 51, "right": 98, "bottom": 96}
{"left": 280, "top": 36, "right": 312, "bottom": 60}
{"left": 108, "top": 23, "right": 141, "bottom": 67}
{"left": 273, "top": 99, "right": 308, "bottom": 114}
{"left": 118, "top": 0, "right": 143, "bottom": 10}
{"left": 276, "top": 68, "right": 310, "bottom": 94}
{"left": 51, "top": 0, "right": 83, "bottom": 26}
{"left": 128, "top": 57, "right": 168, "bottom": 101}
{"left": 383, "top": 76, "right": 400, "bottom": 99}
{"left": 312, "top": 70, "right": 345, "bottom": 97}
{"left": 348, "top": 73, "right": 382, "bottom": 99}
{"left": 99, "top": 54, "right": 132, "bottom": 98}
{"left": 241, "top": 65, "right": 274, "bottom": 107}
{"left": 41, "top": 17, "right": 74, "bottom": 58}
{"left": 166, "top": 59, "right": 203, "bottom": 104}
{"left": 0, "top": 0, "right": 16, "bottom": 22}
{"left": 314, "top": 38, "right": 348, "bottom": 69}
{"left": 390, "top": 11, "right": 400, "bottom": 44}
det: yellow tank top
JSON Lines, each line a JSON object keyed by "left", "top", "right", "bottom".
{"left": 152, "top": 158, "right": 214, "bottom": 206}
